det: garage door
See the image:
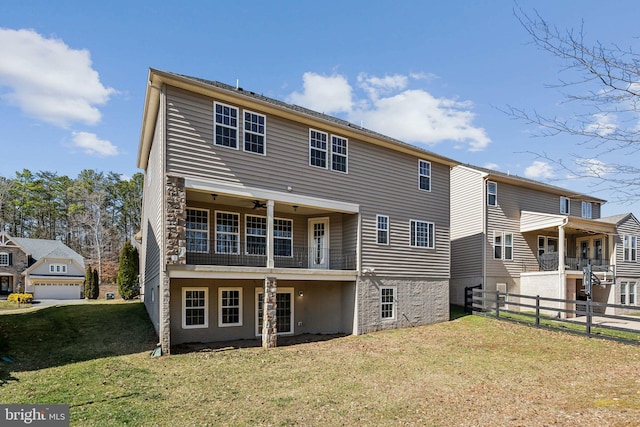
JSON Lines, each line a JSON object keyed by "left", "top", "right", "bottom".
{"left": 33, "top": 283, "right": 81, "bottom": 300}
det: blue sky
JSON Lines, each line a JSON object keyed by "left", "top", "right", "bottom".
{"left": 1, "top": 0, "right": 639, "bottom": 216}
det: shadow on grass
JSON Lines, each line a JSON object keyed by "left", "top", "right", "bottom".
{"left": 0, "top": 302, "right": 157, "bottom": 384}
{"left": 172, "top": 333, "right": 350, "bottom": 354}
{"left": 450, "top": 304, "right": 469, "bottom": 320}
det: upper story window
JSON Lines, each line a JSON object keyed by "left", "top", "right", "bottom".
{"left": 487, "top": 181, "right": 497, "bottom": 206}
{"left": 183, "top": 287, "right": 208, "bottom": 329}
{"left": 376, "top": 215, "right": 389, "bottom": 245}
{"left": 216, "top": 211, "right": 240, "bottom": 254}
{"left": 331, "top": 135, "right": 348, "bottom": 173}
{"left": 581, "top": 201, "right": 592, "bottom": 219}
{"left": 186, "top": 208, "right": 209, "bottom": 253}
{"left": 560, "top": 197, "right": 570, "bottom": 215}
{"left": 245, "top": 215, "right": 267, "bottom": 255}
{"left": 274, "top": 218, "right": 293, "bottom": 257}
{"left": 49, "top": 264, "right": 67, "bottom": 273}
{"left": 0, "top": 252, "right": 9, "bottom": 266}
{"left": 309, "top": 129, "right": 328, "bottom": 168}
{"left": 418, "top": 160, "right": 431, "bottom": 191}
{"left": 623, "top": 235, "right": 637, "bottom": 262}
{"left": 410, "top": 220, "right": 435, "bottom": 248}
{"left": 214, "top": 102, "right": 239, "bottom": 149}
{"left": 243, "top": 110, "right": 266, "bottom": 155}
{"left": 494, "top": 232, "right": 513, "bottom": 260}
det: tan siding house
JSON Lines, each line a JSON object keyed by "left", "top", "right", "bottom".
{"left": 450, "top": 164, "right": 640, "bottom": 316}
{"left": 138, "top": 69, "right": 456, "bottom": 354}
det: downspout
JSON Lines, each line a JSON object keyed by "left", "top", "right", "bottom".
{"left": 481, "top": 175, "right": 488, "bottom": 293}
{"left": 558, "top": 217, "right": 568, "bottom": 318}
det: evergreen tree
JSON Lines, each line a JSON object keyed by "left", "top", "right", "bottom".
{"left": 84, "top": 266, "right": 93, "bottom": 300}
{"left": 91, "top": 268, "right": 99, "bottom": 300}
{"left": 117, "top": 241, "right": 139, "bottom": 300}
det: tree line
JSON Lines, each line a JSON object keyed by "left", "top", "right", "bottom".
{"left": 0, "top": 169, "right": 143, "bottom": 284}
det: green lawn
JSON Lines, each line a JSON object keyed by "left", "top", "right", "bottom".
{"left": 0, "top": 302, "right": 639, "bottom": 426}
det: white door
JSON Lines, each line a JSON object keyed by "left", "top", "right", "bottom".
{"left": 308, "top": 217, "right": 329, "bottom": 269}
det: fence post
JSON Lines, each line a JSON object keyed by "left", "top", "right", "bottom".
{"left": 535, "top": 295, "right": 540, "bottom": 327}
{"left": 495, "top": 290, "right": 500, "bottom": 319}
{"left": 586, "top": 299, "right": 592, "bottom": 337}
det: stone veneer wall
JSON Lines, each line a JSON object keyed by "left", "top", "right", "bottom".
{"left": 356, "top": 277, "right": 449, "bottom": 335}
{"left": 165, "top": 175, "right": 186, "bottom": 266}
{"left": 0, "top": 247, "right": 29, "bottom": 293}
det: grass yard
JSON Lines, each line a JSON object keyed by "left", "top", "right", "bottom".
{"left": 0, "top": 303, "right": 639, "bottom": 426}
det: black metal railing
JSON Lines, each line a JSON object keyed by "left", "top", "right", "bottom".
{"left": 535, "top": 253, "right": 609, "bottom": 272}
{"left": 186, "top": 242, "right": 356, "bottom": 270}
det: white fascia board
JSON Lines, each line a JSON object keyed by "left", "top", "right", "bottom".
{"left": 183, "top": 176, "right": 359, "bottom": 214}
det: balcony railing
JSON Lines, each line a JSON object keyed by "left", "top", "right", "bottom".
{"left": 186, "top": 242, "right": 356, "bottom": 270}
{"left": 535, "top": 253, "right": 609, "bottom": 272}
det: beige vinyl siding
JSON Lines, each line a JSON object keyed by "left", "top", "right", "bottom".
{"left": 450, "top": 166, "right": 484, "bottom": 278}
{"left": 615, "top": 216, "right": 640, "bottom": 277}
{"left": 165, "top": 86, "right": 450, "bottom": 278}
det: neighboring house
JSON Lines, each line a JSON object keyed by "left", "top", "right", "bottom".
{"left": 138, "top": 69, "right": 455, "bottom": 354}
{"left": 0, "top": 232, "right": 85, "bottom": 299}
{"left": 450, "top": 165, "right": 640, "bottom": 316}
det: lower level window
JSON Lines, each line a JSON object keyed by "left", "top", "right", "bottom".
{"left": 183, "top": 287, "right": 208, "bottom": 329}
{"left": 380, "top": 287, "right": 396, "bottom": 320}
{"left": 621, "top": 281, "right": 636, "bottom": 305}
{"left": 219, "top": 288, "right": 242, "bottom": 327}
{"left": 256, "top": 288, "right": 293, "bottom": 335}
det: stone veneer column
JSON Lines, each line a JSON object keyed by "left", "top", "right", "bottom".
{"left": 160, "top": 275, "right": 171, "bottom": 355}
{"left": 262, "top": 276, "right": 278, "bottom": 348}
{"left": 165, "top": 175, "right": 186, "bottom": 266}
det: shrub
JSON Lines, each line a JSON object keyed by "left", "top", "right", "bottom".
{"left": 7, "top": 293, "right": 33, "bottom": 304}
{"left": 117, "top": 241, "right": 140, "bottom": 300}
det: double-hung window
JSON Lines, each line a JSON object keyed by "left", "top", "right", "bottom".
{"left": 0, "top": 252, "right": 10, "bottom": 266}
{"left": 216, "top": 211, "right": 239, "bottom": 254}
{"left": 186, "top": 208, "right": 209, "bottom": 253}
{"left": 376, "top": 215, "right": 389, "bottom": 245}
{"left": 274, "top": 218, "right": 293, "bottom": 257}
{"left": 581, "top": 201, "right": 592, "bottom": 219}
{"left": 331, "top": 135, "right": 348, "bottom": 173}
{"left": 621, "top": 282, "right": 628, "bottom": 305}
{"left": 410, "top": 220, "right": 435, "bottom": 248}
{"left": 183, "top": 287, "right": 208, "bottom": 328}
{"left": 624, "top": 235, "right": 637, "bottom": 261}
{"left": 219, "top": 288, "right": 242, "bottom": 327}
{"left": 487, "top": 181, "right": 497, "bottom": 206}
{"left": 246, "top": 215, "right": 267, "bottom": 255}
{"left": 630, "top": 282, "right": 637, "bottom": 305}
{"left": 309, "top": 129, "right": 328, "bottom": 168}
{"left": 494, "top": 232, "right": 513, "bottom": 260}
{"left": 560, "top": 197, "right": 570, "bottom": 215}
{"left": 214, "top": 102, "right": 239, "bottom": 148}
{"left": 418, "top": 160, "right": 431, "bottom": 191}
{"left": 244, "top": 110, "right": 266, "bottom": 154}
{"left": 380, "top": 287, "right": 396, "bottom": 320}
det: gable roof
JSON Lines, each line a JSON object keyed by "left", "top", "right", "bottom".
{"left": 597, "top": 212, "right": 638, "bottom": 225}
{"left": 138, "top": 68, "right": 460, "bottom": 170}
{"left": 456, "top": 164, "right": 607, "bottom": 204}
{"left": 11, "top": 236, "right": 84, "bottom": 267}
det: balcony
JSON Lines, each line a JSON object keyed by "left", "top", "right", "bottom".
{"left": 535, "top": 253, "right": 610, "bottom": 272}
{"left": 186, "top": 242, "right": 356, "bottom": 270}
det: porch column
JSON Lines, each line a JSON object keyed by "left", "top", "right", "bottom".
{"left": 266, "top": 200, "right": 274, "bottom": 269}
{"left": 558, "top": 224, "right": 566, "bottom": 318}
{"left": 262, "top": 276, "right": 277, "bottom": 348}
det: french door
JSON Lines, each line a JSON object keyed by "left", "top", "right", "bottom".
{"left": 308, "top": 217, "right": 329, "bottom": 269}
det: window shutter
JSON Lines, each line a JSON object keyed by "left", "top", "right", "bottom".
{"left": 8, "top": 253, "right": 12, "bottom": 266}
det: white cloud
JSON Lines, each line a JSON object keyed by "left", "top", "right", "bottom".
{"left": 524, "top": 161, "right": 555, "bottom": 179}
{"left": 71, "top": 131, "right": 118, "bottom": 157}
{"left": 287, "top": 72, "right": 352, "bottom": 114}
{"left": 585, "top": 113, "right": 617, "bottom": 137}
{"left": 288, "top": 71, "right": 490, "bottom": 152}
{"left": 575, "top": 158, "right": 614, "bottom": 177}
{"left": 0, "top": 27, "right": 115, "bottom": 127}
{"left": 483, "top": 163, "right": 500, "bottom": 170}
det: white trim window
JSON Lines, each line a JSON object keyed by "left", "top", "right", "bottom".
{"left": 49, "top": 264, "right": 68, "bottom": 273}
{"left": 245, "top": 215, "right": 267, "bottom": 255}
{"left": 581, "top": 201, "right": 592, "bottom": 219}
{"left": 630, "top": 282, "right": 637, "bottom": 305}
{"left": 331, "top": 135, "right": 348, "bottom": 173}
{"left": 487, "top": 181, "right": 497, "bottom": 206}
{"left": 418, "top": 160, "right": 431, "bottom": 191}
{"left": 0, "top": 252, "right": 9, "bottom": 266}
{"left": 274, "top": 218, "right": 293, "bottom": 257}
{"left": 214, "top": 102, "right": 239, "bottom": 149}
{"left": 623, "top": 235, "right": 637, "bottom": 261}
{"left": 410, "top": 220, "right": 435, "bottom": 248}
{"left": 309, "top": 129, "right": 328, "bottom": 168}
{"left": 219, "top": 288, "right": 242, "bottom": 327}
{"left": 243, "top": 110, "right": 266, "bottom": 155}
{"left": 380, "top": 286, "right": 396, "bottom": 320}
{"left": 183, "top": 287, "right": 208, "bottom": 329}
{"left": 621, "top": 282, "right": 628, "bottom": 305}
{"left": 494, "top": 231, "right": 514, "bottom": 260}
{"left": 215, "top": 211, "right": 240, "bottom": 254}
{"left": 255, "top": 288, "right": 294, "bottom": 335}
{"left": 186, "top": 208, "right": 209, "bottom": 253}
{"left": 376, "top": 215, "right": 389, "bottom": 245}
{"left": 560, "top": 197, "right": 570, "bottom": 215}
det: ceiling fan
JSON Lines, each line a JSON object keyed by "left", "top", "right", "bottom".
{"left": 252, "top": 200, "right": 267, "bottom": 209}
